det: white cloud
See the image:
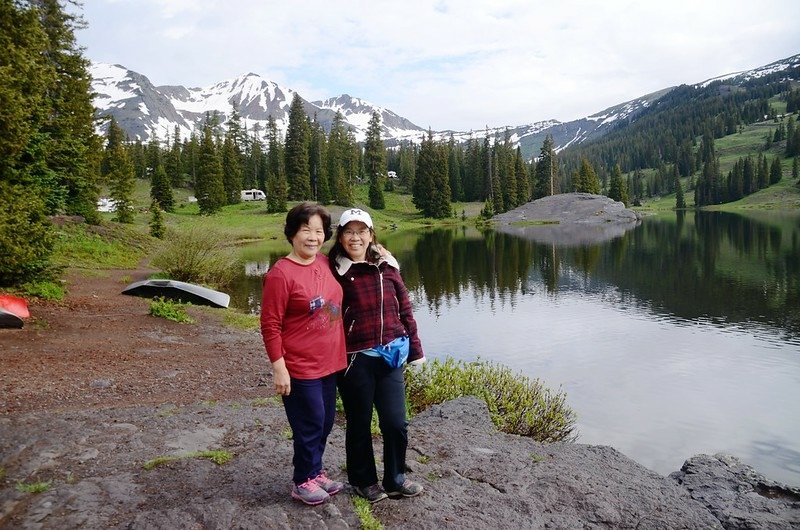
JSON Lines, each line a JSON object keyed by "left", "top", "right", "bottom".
{"left": 76, "top": 0, "right": 800, "bottom": 130}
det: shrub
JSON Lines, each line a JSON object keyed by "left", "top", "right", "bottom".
{"left": 405, "top": 357, "right": 577, "bottom": 443}
{"left": 23, "top": 280, "right": 65, "bottom": 301}
{"left": 0, "top": 182, "right": 54, "bottom": 286}
{"left": 150, "top": 226, "right": 239, "bottom": 288}
{"left": 149, "top": 297, "right": 193, "bottom": 323}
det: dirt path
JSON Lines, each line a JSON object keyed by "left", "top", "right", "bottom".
{"left": 1, "top": 268, "right": 268, "bottom": 415}
{"left": 0, "top": 268, "right": 365, "bottom": 528}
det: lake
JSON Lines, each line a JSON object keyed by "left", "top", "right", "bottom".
{"left": 231, "top": 210, "right": 800, "bottom": 486}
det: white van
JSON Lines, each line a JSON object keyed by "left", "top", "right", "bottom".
{"left": 241, "top": 189, "right": 266, "bottom": 201}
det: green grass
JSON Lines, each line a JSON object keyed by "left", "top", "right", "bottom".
{"left": 51, "top": 221, "right": 153, "bottom": 269}
{"left": 15, "top": 480, "right": 52, "bottom": 494}
{"left": 148, "top": 297, "right": 194, "bottom": 323}
{"left": 352, "top": 496, "right": 384, "bottom": 530}
{"left": 222, "top": 310, "right": 260, "bottom": 330}
{"left": 142, "top": 450, "right": 233, "bottom": 470}
{"left": 21, "top": 280, "right": 65, "bottom": 301}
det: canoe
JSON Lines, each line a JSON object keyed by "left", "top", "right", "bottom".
{"left": 121, "top": 279, "right": 230, "bottom": 308}
{"left": 0, "top": 308, "right": 24, "bottom": 329}
{"left": 0, "top": 294, "right": 30, "bottom": 319}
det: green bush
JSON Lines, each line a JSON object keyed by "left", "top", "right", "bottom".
{"left": 150, "top": 226, "right": 239, "bottom": 288}
{"left": 23, "top": 280, "right": 65, "bottom": 301}
{"left": 405, "top": 357, "right": 577, "bottom": 443}
{"left": 149, "top": 297, "right": 193, "bottom": 323}
{"left": 0, "top": 182, "right": 54, "bottom": 286}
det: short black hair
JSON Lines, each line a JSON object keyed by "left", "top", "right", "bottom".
{"left": 284, "top": 202, "right": 332, "bottom": 243}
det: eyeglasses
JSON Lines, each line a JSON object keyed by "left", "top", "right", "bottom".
{"left": 343, "top": 228, "right": 370, "bottom": 237}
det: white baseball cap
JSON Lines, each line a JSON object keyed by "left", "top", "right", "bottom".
{"left": 338, "top": 208, "right": 374, "bottom": 228}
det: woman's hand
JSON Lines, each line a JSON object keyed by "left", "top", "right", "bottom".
{"left": 272, "top": 357, "right": 291, "bottom": 396}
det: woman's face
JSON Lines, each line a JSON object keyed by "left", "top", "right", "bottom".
{"left": 339, "top": 221, "right": 373, "bottom": 262}
{"left": 290, "top": 214, "right": 325, "bottom": 262}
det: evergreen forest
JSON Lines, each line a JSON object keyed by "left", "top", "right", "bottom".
{"left": 2, "top": 0, "right": 799, "bottom": 290}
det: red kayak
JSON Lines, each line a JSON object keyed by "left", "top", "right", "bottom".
{"left": 0, "top": 294, "right": 30, "bottom": 319}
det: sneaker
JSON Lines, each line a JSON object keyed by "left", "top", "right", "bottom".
{"left": 291, "top": 477, "right": 330, "bottom": 505}
{"left": 313, "top": 471, "right": 344, "bottom": 495}
{"left": 386, "top": 479, "right": 423, "bottom": 498}
{"left": 354, "top": 483, "right": 388, "bottom": 504}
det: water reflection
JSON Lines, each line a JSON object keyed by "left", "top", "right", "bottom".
{"left": 381, "top": 211, "right": 800, "bottom": 341}
{"left": 231, "top": 210, "right": 800, "bottom": 485}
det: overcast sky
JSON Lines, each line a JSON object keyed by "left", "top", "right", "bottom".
{"left": 75, "top": 0, "right": 800, "bottom": 131}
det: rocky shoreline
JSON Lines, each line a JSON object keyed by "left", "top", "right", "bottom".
{"left": 2, "top": 396, "right": 798, "bottom": 529}
{"left": 1, "top": 266, "right": 799, "bottom": 528}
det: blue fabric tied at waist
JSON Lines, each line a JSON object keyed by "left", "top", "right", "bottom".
{"left": 377, "top": 335, "right": 410, "bottom": 368}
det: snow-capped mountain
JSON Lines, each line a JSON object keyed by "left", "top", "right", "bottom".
{"left": 697, "top": 55, "right": 800, "bottom": 88}
{"left": 90, "top": 62, "right": 424, "bottom": 145}
{"left": 90, "top": 53, "right": 800, "bottom": 160}
{"left": 89, "top": 60, "right": 665, "bottom": 159}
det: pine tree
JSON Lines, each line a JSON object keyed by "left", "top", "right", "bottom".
{"left": 309, "top": 120, "right": 329, "bottom": 203}
{"left": 149, "top": 200, "right": 166, "bottom": 239}
{"left": 365, "top": 112, "right": 386, "bottom": 209}
{"left": 792, "top": 156, "right": 799, "bottom": 182}
{"left": 491, "top": 148, "right": 503, "bottom": 214}
{"left": 165, "top": 126, "right": 183, "bottom": 187}
{"left": 573, "top": 158, "right": 601, "bottom": 194}
{"left": 769, "top": 156, "right": 782, "bottom": 185}
{"left": 285, "top": 93, "right": 310, "bottom": 199}
{"left": 221, "top": 134, "right": 243, "bottom": 204}
{"left": 514, "top": 147, "right": 530, "bottom": 203}
{"left": 101, "top": 117, "right": 126, "bottom": 180}
{"left": 398, "top": 142, "right": 416, "bottom": 191}
{"left": 499, "top": 131, "right": 517, "bottom": 210}
{"left": 674, "top": 166, "right": 686, "bottom": 209}
{"left": 265, "top": 115, "right": 287, "bottom": 213}
{"left": 413, "top": 130, "right": 450, "bottom": 218}
{"left": 327, "top": 112, "right": 353, "bottom": 205}
{"left": 150, "top": 164, "right": 174, "bottom": 212}
{"left": 607, "top": 164, "right": 630, "bottom": 206}
{"left": 757, "top": 153, "right": 768, "bottom": 190}
{"left": 33, "top": 0, "right": 102, "bottom": 223}
{"left": 448, "top": 136, "right": 464, "bottom": 202}
{"left": 195, "top": 122, "right": 226, "bottom": 214}
{"left": 533, "top": 135, "right": 558, "bottom": 198}
{"left": 108, "top": 142, "right": 135, "bottom": 223}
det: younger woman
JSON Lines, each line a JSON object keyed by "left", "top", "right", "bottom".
{"left": 329, "top": 208, "right": 425, "bottom": 503}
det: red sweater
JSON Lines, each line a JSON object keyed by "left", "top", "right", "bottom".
{"left": 260, "top": 255, "right": 346, "bottom": 379}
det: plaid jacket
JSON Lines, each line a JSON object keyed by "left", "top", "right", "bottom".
{"left": 332, "top": 255, "right": 424, "bottom": 363}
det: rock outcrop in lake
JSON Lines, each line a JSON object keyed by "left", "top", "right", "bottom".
{"left": 491, "top": 193, "right": 641, "bottom": 246}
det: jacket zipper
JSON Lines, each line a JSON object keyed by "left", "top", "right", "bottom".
{"left": 378, "top": 265, "right": 385, "bottom": 345}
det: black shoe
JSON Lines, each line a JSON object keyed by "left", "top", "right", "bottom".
{"left": 386, "top": 479, "right": 423, "bottom": 498}
{"left": 354, "top": 483, "right": 388, "bottom": 503}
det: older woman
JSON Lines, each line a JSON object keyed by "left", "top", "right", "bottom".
{"left": 260, "top": 202, "right": 346, "bottom": 505}
{"left": 329, "top": 207, "right": 425, "bottom": 503}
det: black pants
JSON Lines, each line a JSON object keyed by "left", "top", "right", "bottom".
{"left": 338, "top": 353, "right": 408, "bottom": 491}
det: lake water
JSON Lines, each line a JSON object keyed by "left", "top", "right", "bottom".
{"left": 231, "top": 210, "right": 800, "bottom": 486}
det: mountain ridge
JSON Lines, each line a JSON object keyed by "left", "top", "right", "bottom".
{"left": 90, "top": 53, "right": 800, "bottom": 159}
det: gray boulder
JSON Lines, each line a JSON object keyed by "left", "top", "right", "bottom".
{"left": 670, "top": 453, "right": 800, "bottom": 529}
{"left": 492, "top": 193, "right": 641, "bottom": 246}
